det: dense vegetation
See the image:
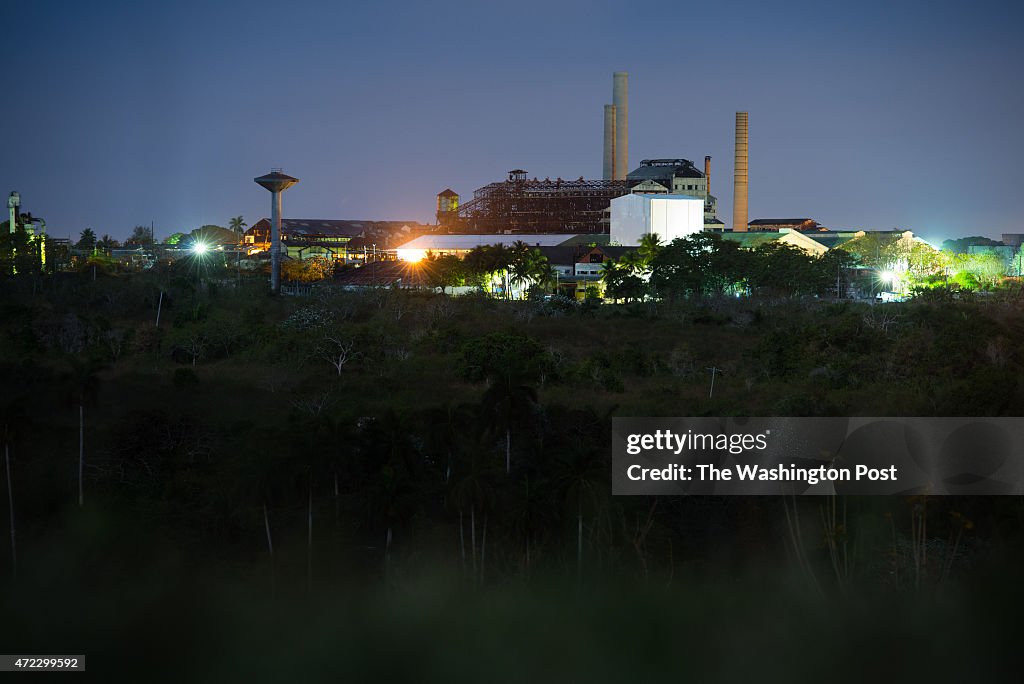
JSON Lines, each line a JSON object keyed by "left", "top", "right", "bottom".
{"left": 420, "top": 231, "right": 1021, "bottom": 302}
{"left": 3, "top": 264, "right": 1024, "bottom": 680}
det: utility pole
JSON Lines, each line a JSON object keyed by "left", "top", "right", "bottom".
{"left": 706, "top": 366, "right": 724, "bottom": 398}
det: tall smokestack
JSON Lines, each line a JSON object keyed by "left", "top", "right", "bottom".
{"left": 732, "top": 112, "right": 748, "bottom": 232}
{"left": 704, "top": 155, "right": 711, "bottom": 196}
{"left": 612, "top": 72, "right": 628, "bottom": 180}
{"left": 602, "top": 104, "right": 616, "bottom": 181}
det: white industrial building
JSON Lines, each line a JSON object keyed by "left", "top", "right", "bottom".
{"left": 609, "top": 193, "right": 705, "bottom": 246}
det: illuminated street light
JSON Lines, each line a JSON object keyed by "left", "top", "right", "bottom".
{"left": 192, "top": 241, "right": 209, "bottom": 255}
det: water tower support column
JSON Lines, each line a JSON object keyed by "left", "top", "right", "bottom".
{"left": 253, "top": 169, "right": 299, "bottom": 295}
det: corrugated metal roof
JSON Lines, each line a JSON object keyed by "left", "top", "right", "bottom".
{"left": 804, "top": 234, "right": 856, "bottom": 249}
{"left": 721, "top": 230, "right": 828, "bottom": 255}
{"left": 395, "top": 234, "right": 595, "bottom": 250}
{"left": 748, "top": 218, "right": 816, "bottom": 226}
{"left": 280, "top": 220, "right": 368, "bottom": 237}
{"left": 250, "top": 219, "right": 428, "bottom": 239}
{"left": 627, "top": 159, "right": 704, "bottom": 182}
{"left": 535, "top": 246, "right": 580, "bottom": 264}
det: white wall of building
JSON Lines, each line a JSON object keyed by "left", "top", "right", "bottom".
{"left": 610, "top": 193, "right": 705, "bottom": 245}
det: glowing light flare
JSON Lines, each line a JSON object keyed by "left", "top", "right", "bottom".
{"left": 192, "top": 241, "right": 209, "bottom": 255}
{"left": 397, "top": 249, "right": 426, "bottom": 262}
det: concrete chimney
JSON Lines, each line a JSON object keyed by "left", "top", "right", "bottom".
{"left": 612, "top": 72, "right": 628, "bottom": 180}
{"left": 704, "top": 155, "right": 711, "bottom": 196}
{"left": 732, "top": 112, "right": 748, "bottom": 232}
{"left": 602, "top": 104, "right": 616, "bottom": 181}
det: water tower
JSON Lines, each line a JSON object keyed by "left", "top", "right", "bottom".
{"left": 436, "top": 188, "right": 459, "bottom": 226}
{"left": 253, "top": 169, "right": 299, "bottom": 294}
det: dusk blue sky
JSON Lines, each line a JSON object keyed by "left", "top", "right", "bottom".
{"left": 4, "top": 0, "right": 1023, "bottom": 243}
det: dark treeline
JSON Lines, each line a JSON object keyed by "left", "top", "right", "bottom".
{"left": 3, "top": 264, "right": 1024, "bottom": 679}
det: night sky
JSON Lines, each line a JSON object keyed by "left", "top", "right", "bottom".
{"left": 4, "top": 0, "right": 1022, "bottom": 243}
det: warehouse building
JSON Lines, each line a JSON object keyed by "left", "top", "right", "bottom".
{"left": 609, "top": 193, "right": 705, "bottom": 245}
{"left": 244, "top": 218, "right": 430, "bottom": 261}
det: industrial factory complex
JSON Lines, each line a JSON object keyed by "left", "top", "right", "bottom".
{"left": 6, "top": 70, "right": 1022, "bottom": 299}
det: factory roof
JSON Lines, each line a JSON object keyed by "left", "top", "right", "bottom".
{"left": 250, "top": 219, "right": 425, "bottom": 239}
{"left": 438, "top": 188, "right": 459, "bottom": 198}
{"left": 534, "top": 245, "right": 637, "bottom": 265}
{"left": 613, "top": 192, "right": 705, "bottom": 204}
{"left": 803, "top": 234, "right": 858, "bottom": 250}
{"left": 595, "top": 246, "right": 639, "bottom": 260}
{"left": 748, "top": 218, "right": 817, "bottom": 227}
{"left": 627, "top": 159, "right": 704, "bottom": 182}
{"left": 720, "top": 229, "right": 828, "bottom": 255}
{"left": 395, "top": 233, "right": 603, "bottom": 251}
{"left": 810, "top": 229, "right": 933, "bottom": 253}
{"left": 535, "top": 246, "right": 580, "bottom": 265}
{"left": 251, "top": 219, "right": 365, "bottom": 238}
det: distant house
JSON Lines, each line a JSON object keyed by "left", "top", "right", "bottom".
{"left": 534, "top": 245, "right": 638, "bottom": 299}
{"left": 704, "top": 217, "right": 726, "bottom": 231}
{"left": 572, "top": 245, "right": 636, "bottom": 277}
{"left": 1001, "top": 234, "right": 1024, "bottom": 252}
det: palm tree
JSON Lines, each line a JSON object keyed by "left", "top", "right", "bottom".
{"left": 638, "top": 233, "right": 663, "bottom": 268}
{"left": 97, "top": 234, "right": 120, "bottom": 250}
{"left": 535, "top": 260, "right": 558, "bottom": 294}
{"left": 618, "top": 250, "right": 644, "bottom": 275}
{"left": 229, "top": 216, "right": 247, "bottom": 235}
{"left": 76, "top": 228, "right": 97, "bottom": 251}
{"left": 510, "top": 247, "right": 548, "bottom": 298}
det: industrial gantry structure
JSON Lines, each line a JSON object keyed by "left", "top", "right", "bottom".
{"left": 443, "top": 170, "right": 630, "bottom": 234}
